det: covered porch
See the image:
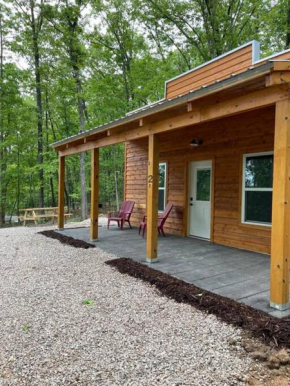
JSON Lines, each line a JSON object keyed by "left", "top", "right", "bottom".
{"left": 52, "top": 56, "right": 290, "bottom": 313}
{"left": 57, "top": 225, "right": 290, "bottom": 318}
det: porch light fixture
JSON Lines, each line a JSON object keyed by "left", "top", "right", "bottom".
{"left": 190, "top": 138, "right": 203, "bottom": 147}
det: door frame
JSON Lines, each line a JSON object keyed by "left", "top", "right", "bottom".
{"left": 183, "top": 157, "right": 215, "bottom": 241}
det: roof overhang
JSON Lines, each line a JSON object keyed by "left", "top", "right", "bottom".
{"left": 53, "top": 61, "right": 277, "bottom": 153}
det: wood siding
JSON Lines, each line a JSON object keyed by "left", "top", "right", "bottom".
{"left": 255, "top": 51, "right": 290, "bottom": 67}
{"left": 166, "top": 44, "right": 253, "bottom": 99}
{"left": 125, "top": 107, "right": 275, "bottom": 254}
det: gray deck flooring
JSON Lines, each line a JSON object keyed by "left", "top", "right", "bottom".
{"left": 58, "top": 225, "right": 290, "bottom": 318}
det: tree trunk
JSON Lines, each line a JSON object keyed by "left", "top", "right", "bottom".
{"left": 0, "top": 12, "right": 5, "bottom": 226}
{"left": 29, "top": 174, "right": 34, "bottom": 208}
{"left": 75, "top": 75, "right": 87, "bottom": 219}
{"left": 17, "top": 135, "right": 20, "bottom": 217}
{"left": 71, "top": 58, "right": 87, "bottom": 219}
{"left": 30, "top": 0, "right": 44, "bottom": 208}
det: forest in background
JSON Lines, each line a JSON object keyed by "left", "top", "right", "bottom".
{"left": 0, "top": 0, "right": 290, "bottom": 225}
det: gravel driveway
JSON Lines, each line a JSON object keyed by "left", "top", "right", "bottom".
{"left": 0, "top": 225, "right": 263, "bottom": 385}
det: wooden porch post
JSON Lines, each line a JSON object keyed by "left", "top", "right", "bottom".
{"left": 58, "top": 155, "right": 65, "bottom": 230}
{"left": 146, "top": 134, "right": 159, "bottom": 262}
{"left": 270, "top": 100, "right": 290, "bottom": 310}
{"left": 90, "top": 148, "right": 99, "bottom": 241}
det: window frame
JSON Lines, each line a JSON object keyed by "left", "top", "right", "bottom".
{"left": 158, "top": 162, "right": 167, "bottom": 213}
{"left": 241, "top": 151, "right": 273, "bottom": 227}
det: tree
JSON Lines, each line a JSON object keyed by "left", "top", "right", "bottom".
{"left": 0, "top": 5, "right": 5, "bottom": 225}
{"left": 11, "top": 0, "right": 45, "bottom": 208}
{"left": 44, "top": 0, "right": 90, "bottom": 220}
{"left": 136, "top": 0, "right": 267, "bottom": 65}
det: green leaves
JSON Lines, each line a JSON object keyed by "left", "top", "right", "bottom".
{"left": 22, "top": 323, "right": 30, "bottom": 332}
{"left": 82, "top": 299, "right": 94, "bottom": 306}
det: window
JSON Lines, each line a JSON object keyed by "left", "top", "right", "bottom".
{"left": 158, "top": 163, "right": 167, "bottom": 212}
{"left": 196, "top": 169, "right": 211, "bottom": 201}
{"left": 242, "top": 152, "right": 273, "bottom": 226}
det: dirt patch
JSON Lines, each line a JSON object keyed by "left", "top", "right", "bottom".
{"left": 249, "top": 374, "right": 290, "bottom": 385}
{"left": 39, "top": 230, "right": 96, "bottom": 249}
{"left": 106, "top": 257, "right": 290, "bottom": 348}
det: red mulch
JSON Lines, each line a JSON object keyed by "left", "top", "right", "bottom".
{"left": 39, "top": 230, "right": 95, "bottom": 249}
{"left": 106, "top": 257, "right": 290, "bottom": 348}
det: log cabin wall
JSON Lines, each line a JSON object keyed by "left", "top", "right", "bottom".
{"left": 125, "top": 106, "right": 275, "bottom": 254}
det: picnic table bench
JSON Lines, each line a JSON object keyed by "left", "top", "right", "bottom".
{"left": 19, "top": 207, "right": 72, "bottom": 226}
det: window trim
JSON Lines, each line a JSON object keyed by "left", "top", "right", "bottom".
{"left": 241, "top": 151, "right": 273, "bottom": 227}
{"left": 158, "top": 162, "right": 167, "bottom": 213}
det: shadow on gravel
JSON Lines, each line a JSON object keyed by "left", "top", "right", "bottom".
{"left": 106, "top": 257, "right": 290, "bottom": 348}
{"left": 38, "top": 230, "right": 95, "bottom": 249}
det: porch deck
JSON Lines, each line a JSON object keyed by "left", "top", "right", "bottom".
{"left": 58, "top": 225, "right": 290, "bottom": 318}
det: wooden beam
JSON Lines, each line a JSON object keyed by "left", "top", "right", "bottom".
{"left": 146, "top": 134, "right": 159, "bottom": 262}
{"left": 107, "top": 126, "right": 128, "bottom": 136}
{"left": 60, "top": 141, "right": 97, "bottom": 156}
{"left": 266, "top": 72, "right": 290, "bottom": 87}
{"left": 270, "top": 99, "right": 290, "bottom": 311}
{"left": 59, "top": 85, "right": 289, "bottom": 157}
{"left": 187, "top": 102, "right": 193, "bottom": 112}
{"left": 139, "top": 117, "right": 152, "bottom": 126}
{"left": 273, "top": 62, "right": 290, "bottom": 71}
{"left": 57, "top": 156, "right": 65, "bottom": 230}
{"left": 90, "top": 148, "right": 99, "bottom": 241}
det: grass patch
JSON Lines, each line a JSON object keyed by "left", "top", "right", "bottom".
{"left": 22, "top": 324, "right": 30, "bottom": 332}
{"left": 82, "top": 299, "right": 94, "bottom": 306}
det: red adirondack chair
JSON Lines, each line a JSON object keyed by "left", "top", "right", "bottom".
{"left": 139, "top": 203, "right": 173, "bottom": 237}
{"left": 107, "top": 201, "right": 135, "bottom": 230}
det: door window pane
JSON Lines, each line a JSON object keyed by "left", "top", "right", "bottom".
{"left": 245, "top": 191, "right": 272, "bottom": 223}
{"left": 196, "top": 169, "right": 211, "bottom": 201}
{"left": 158, "top": 190, "right": 165, "bottom": 212}
{"left": 245, "top": 155, "right": 273, "bottom": 188}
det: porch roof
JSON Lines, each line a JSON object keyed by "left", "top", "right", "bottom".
{"left": 52, "top": 60, "right": 276, "bottom": 153}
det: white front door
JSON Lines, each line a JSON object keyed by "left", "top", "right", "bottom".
{"left": 189, "top": 160, "right": 212, "bottom": 239}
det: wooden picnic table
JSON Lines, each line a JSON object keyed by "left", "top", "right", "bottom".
{"left": 19, "top": 207, "right": 72, "bottom": 226}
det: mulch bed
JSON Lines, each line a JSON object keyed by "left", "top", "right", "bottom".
{"left": 39, "top": 230, "right": 96, "bottom": 249}
{"left": 106, "top": 257, "right": 290, "bottom": 348}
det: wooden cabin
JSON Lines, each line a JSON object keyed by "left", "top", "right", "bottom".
{"left": 53, "top": 41, "right": 290, "bottom": 311}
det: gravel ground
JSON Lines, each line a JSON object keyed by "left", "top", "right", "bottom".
{"left": 0, "top": 224, "right": 264, "bottom": 385}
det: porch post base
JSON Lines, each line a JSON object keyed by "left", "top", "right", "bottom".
{"left": 270, "top": 301, "right": 290, "bottom": 311}
{"left": 146, "top": 258, "right": 158, "bottom": 263}
{"left": 58, "top": 228, "right": 64, "bottom": 231}
{"left": 90, "top": 238, "right": 99, "bottom": 242}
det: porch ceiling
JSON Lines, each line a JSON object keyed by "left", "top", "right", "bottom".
{"left": 57, "top": 226, "right": 290, "bottom": 319}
